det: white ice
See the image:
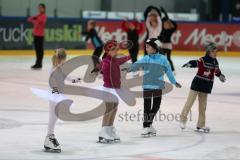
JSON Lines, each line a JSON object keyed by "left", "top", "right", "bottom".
{"left": 0, "top": 55, "right": 240, "bottom": 160}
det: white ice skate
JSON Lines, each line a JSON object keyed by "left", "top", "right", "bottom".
{"left": 195, "top": 126, "right": 210, "bottom": 133}
{"left": 110, "top": 126, "right": 120, "bottom": 142}
{"left": 149, "top": 125, "right": 157, "bottom": 136}
{"left": 98, "top": 126, "right": 114, "bottom": 143}
{"left": 43, "top": 134, "right": 61, "bottom": 153}
{"left": 141, "top": 127, "right": 151, "bottom": 137}
{"left": 179, "top": 121, "right": 186, "bottom": 130}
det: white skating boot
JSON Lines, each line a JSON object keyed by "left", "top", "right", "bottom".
{"left": 109, "top": 126, "right": 120, "bottom": 141}
{"left": 43, "top": 134, "right": 61, "bottom": 153}
{"left": 98, "top": 126, "right": 114, "bottom": 143}
{"left": 141, "top": 127, "right": 151, "bottom": 137}
{"left": 149, "top": 125, "right": 157, "bottom": 136}
{"left": 179, "top": 121, "right": 186, "bottom": 130}
{"left": 195, "top": 126, "right": 210, "bottom": 133}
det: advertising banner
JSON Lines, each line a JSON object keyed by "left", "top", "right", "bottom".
{"left": 0, "top": 18, "right": 239, "bottom": 51}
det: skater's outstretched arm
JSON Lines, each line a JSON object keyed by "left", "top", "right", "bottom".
{"left": 117, "top": 56, "right": 131, "bottom": 65}
{"left": 156, "top": 16, "right": 162, "bottom": 33}
{"left": 130, "top": 56, "right": 147, "bottom": 72}
{"left": 144, "top": 6, "right": 154, "bottom": 20}
{"left": 160, "top": 6, "right": 168, "bottom": 19}
{"left": 28, "top": 15, "right": 46, "bottom": 26}
{"left": 163, "top": 56, "right": 177, "bottom": 84}
{"left": 144, "top": 6, "right": 161, "bottom": 20}
{"left": 182, "top": 60, "right": 198, "bottom": 68}
{"left": 82, "top": 31, "right": 90, "bottom": 41}
{"left": 214, "top": 60, "right": 226, "bottom": 82}
{"left": 145, "top": 13, "right": 162, "bottom": 34}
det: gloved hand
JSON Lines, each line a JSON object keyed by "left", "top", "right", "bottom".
{"left": 182, "top": 63, "right": 192, "bottom": 68}
{"left": 219, "top": 74, "right": 226, "bottom": 82}
{"left": 175, "top": 82, "right": 182, "bottom": 88}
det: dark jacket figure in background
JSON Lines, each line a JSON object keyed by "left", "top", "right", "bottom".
{"left": 159, "top": 7, "right": 177, "bottom": 72}
{"left": 82, "top": 20, "right": 104, "bottom": 67}
{"left": 121, "top": 18, "right": 143, "bottom": 63}
{"left": 180, "top": 42, "right": 226, "bottom": 133}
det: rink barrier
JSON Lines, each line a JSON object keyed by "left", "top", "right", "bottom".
{"left": 0, "top": 50, "right": 240, "bottom": 57}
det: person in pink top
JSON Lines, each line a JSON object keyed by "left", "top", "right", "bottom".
{"left": 28, "top": 3, "right": 47, "bottom": 70}
{"left": 143, "top": 6, "right": 162, "bottom": 55}
{"left": 92, "top": 40, "right": 131, "bottom": 143}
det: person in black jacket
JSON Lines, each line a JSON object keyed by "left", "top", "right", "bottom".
{"left": 159, "top": 7, "right": 177, "bottom": 72}
{"left": 179, "top": 42, "right": 226, "bottom": 133}
{"left": 82, "top": 20, "right": 104, "bottom": 67}
{"left": 121, "top": 18, "right": 143, "bottom": 63}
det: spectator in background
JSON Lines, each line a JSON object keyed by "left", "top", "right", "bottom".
{"left": 28, "top": 3, "right": 47, "bottom": 70}
{"left": 159, "top": 7, "right": 178, "bottom": 73}
{"left": 82, "top": 20, "right": 104, "bottom": 68}
{"left": 143, "top": 6, "right": 162, "bottom": 55}
{"left": 121, "top": 18, "right": 143, "bottom": 63}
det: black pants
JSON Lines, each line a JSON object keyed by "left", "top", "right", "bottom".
{"left": 92, "top": 46, "right": 103, "bottom": 67}
{"left": 162, "top": 48, "right": 175, "bottom": 71}
{"left": 129, "top": 44, "right": 139, "bottom": 63}
{"left": 33, "top": 36, "right": 44, "bottom": 66}
{"left": 143, "top": 89, "right": 162, "bottom": 128}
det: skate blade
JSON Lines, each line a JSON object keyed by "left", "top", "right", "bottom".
{"left": 97, "top": 137, "right": 114, "bottom": 144}
{"left": 43, "top": 148, "right": 61, "bottom": 153}
{"left": 180, "top": 126, "right": 186, "bottom": 130}
{"left": 114, "top": 139, "right": 121, "bottom": 143}
{"left": 194, "top": 129, "right": 210, "bottom": 133}
{"left": 141, "top": 133, "right": 151, "bottom": 137}
{"left": 150, "top": 133, "right": 156, "bottom": 136}
{"left": 141, "top": 132, "right": 156, "bottom": 137}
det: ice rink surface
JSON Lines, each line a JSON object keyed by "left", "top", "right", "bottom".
{"left": 0, "top": 55, "right": 240, "bottom": 160}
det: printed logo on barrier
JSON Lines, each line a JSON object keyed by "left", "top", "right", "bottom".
{"left": 49, "top": 54, "right": 173, "bottom": 121}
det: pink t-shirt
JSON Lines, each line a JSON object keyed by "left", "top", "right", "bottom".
{"left": 146, "top": 16, "right": 162, "bottom": 39}
{"left": 98, "top": 55, "right": 131, "bottom": 89}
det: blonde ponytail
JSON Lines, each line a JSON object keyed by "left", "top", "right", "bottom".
{"left": 52, "top": 48, "right": 67, "bottom": 68}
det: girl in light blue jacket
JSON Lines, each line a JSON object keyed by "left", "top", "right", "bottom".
{"left": 130, "top": 38, "right": 181, "bottom": 136}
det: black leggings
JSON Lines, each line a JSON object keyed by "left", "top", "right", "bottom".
{"left": 34, "top": 36, "right": 44, "bottom": 66}
{"left": 129, "top": 45, "right": 139, "bottom": 63}
{"left": 92, "top": 47, "right": 103, "bottom": 67}
{"left": 143, "top": 89, "right": 162, "bottom": 128}
{"left": 162, "top": 48, "right": 175, "bottom": 71}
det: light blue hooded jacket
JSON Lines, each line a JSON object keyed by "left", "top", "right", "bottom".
{"left": 131, "top": 53, "right": 177, "bottom": 89}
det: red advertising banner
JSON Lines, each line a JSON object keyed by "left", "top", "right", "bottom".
{"left": 90, "top": 21, "right": 240, "bottom": 51}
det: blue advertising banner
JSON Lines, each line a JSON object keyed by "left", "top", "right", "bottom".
{"left": 0, "top": 18, "right": 86, "bottom": 50}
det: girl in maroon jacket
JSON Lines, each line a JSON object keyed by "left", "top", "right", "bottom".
{"left": 93, "top": 40, "right": 131, "bottom": 143}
